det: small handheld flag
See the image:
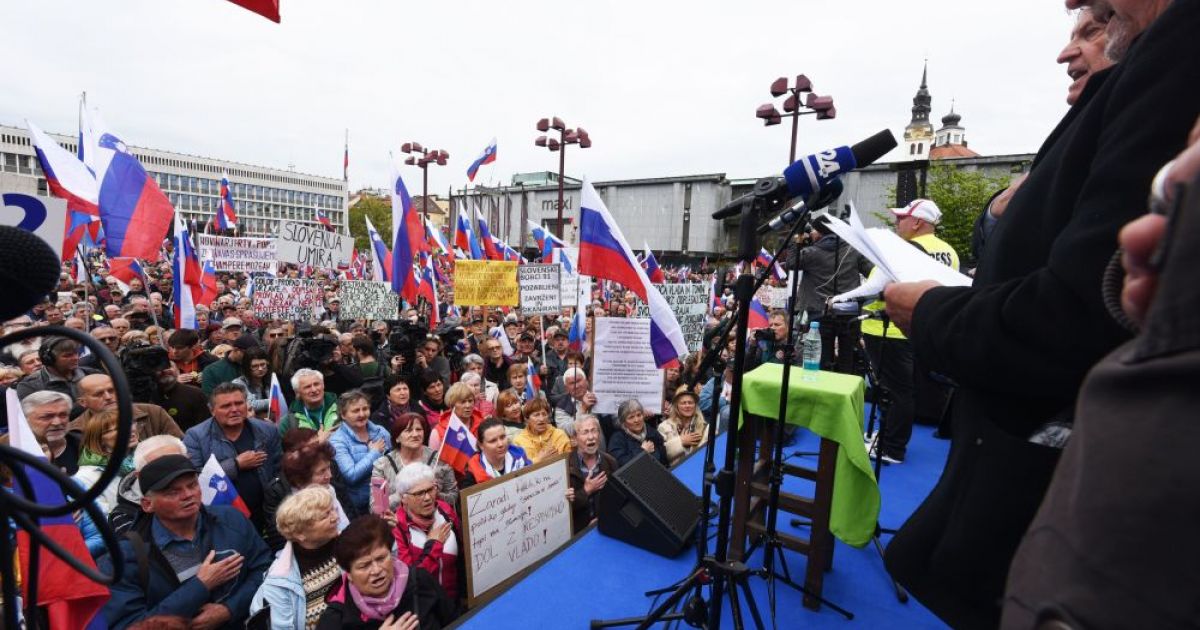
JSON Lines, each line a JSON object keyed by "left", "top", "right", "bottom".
{"left": 437, "top": 413, "right": 478, "bottom": 474}
{"left": 268, "top": 373, "right": 288, "bottom": 424}
{"left": 199, "top": 454, "right": 252, "bottom": 517}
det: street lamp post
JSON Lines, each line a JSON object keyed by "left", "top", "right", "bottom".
{"left": 400, "top": 142, "right": 449, "bottom": 225}
{"left": 534, "top": 117, "right": 592, "bottom": 240}
{"left": 755, "top": 75, "right": 836, "bottom": 163}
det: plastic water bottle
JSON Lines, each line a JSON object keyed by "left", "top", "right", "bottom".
{"left": 802, "top": 321, "right": 822, "bottom": 372}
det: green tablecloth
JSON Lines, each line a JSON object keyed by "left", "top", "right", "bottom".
{"left": 739, "top": 363, "right": 879, "bottom": 548}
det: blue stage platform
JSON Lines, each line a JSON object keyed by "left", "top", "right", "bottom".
{"left": 453, "top": 415, "right": 951, "bottom": 629}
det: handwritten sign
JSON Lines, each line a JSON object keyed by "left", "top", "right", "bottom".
{"left": 251, "top": 278, "right": 324, "bottom": 321}
{"left": 197, "top": 234, "right": 278, "bottom": 274}
{"left": 460, "top": 454, "right": 573, "bottom": 606}
{"left": 518, "top": 264, "right": 561, "bottom": 315}
{"left": 633, "top": 283, "right": 709, "bottom": 352}
{"left": 276, "top": 220, "right": 353, "bottom": 269}
{"left": 337, "top": 281, "right": 399, "bottom": 321}
{"left": 454, "top": 260, "right": 519, "bottom": 306}
{"left": 592, "top": 317, "right": 664, "bottom": 415}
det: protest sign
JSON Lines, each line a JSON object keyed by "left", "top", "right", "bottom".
{"left": 592, "top": 317, "right": 665, "bottom": 415}
{"left": 275, "top": 220, "right": 353, "bottom": 269}
{"left": 518, "top": 263, "right": 561, "bottom": 315}
{"left": 337, "top": 281, "right": 399, "bottom": 321}
{"left": 459, "top": 454, "right": 572, "bottom": 607}
{"left": 454, "top": 260, "right": 519, "bottom": 306}
{"left": 1, "top": 192, "right": 66, "bottom": 259}
{"left": 633, "top": 282, "right": 709, "bottom": 352}
{"left": 197, "top": 234, "right": 278, "bottom": 273}
{"left": 251, "top": 278, "right": 324, "bottom": 320}
{"left": 561, "top": 272, "right": 591, "bottom": 310}
{"left": 755, "top": 285, "right": 792, "bottom": 309}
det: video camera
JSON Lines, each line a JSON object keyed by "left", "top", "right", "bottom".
{"left": 120, "top": 341, "right": 170, "bottom": 405}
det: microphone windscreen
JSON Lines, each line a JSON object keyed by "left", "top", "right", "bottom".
{"left": 0, "top": 226, "right": 62, "bottom": 321}
{"left": 850, "top": 129, "right": 898, "bottom": 168}
{"left": 783, "top": 145, "right": 855, "bottom": 199}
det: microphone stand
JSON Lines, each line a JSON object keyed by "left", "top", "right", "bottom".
{"left": 591, "top": 182, "right": 789, "bottom": 630}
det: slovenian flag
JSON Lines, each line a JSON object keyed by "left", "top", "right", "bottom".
{"left": 269, "top": 373, "right": 288, "bottom": 424}
{"left": 108, "top": 257, "right": 146, "bottom": 294}
{"left": 748, "top": 296, "right": 770, "bottom": 329}
{"left": 528, "top": 220, "right": 564, "bottom": 263}
{"left": 642, "top": 242, "right": 666, "bottom": 284}
{"left": 199, "top": 453, "right": 252, "bottom": 518}
{"left": 757, "top": 247, "right": 786, "bottom": 281}
{"left": 525, "top": 360, "right": 541, "bottom": 400}
{"left": 216, "top": 172, "right": 238, "bottom": 231}
{"left": 466, "top": 138, "right": 497, "bottom": 183}
{"left": 26, "top": 120, "right": 101, "bottom": 262}
{"left": 365, "top": 215, "right": 392, "bottom": 282}
{"left": 578, "top": 178, "right": 687, "bottom": 368}
{"left": 568, "top": 301, "right": 587, "bottom": 352}
{"left": 455, "top": 211, "right": 484, "bottom": 260}
{"left": 82, "top": 106, "right": 174, "bottom": 260}
{"left": 172, "top": 214, "right": 203, "bottom": 329}
{"left": 437, "top": 412, "right": 478, "bottom": 474}
{"left": 7, "top": 390, "right": 110, "bottom": 629}
{"left": 552, "top": 246, "right": 574, "bottom": 275}
{"left": 199, "top": 259, "right": 220, "bottom": 306}
{"left": 476, "top": 209, "right": 502, "bottom": 261}
{"left": 316, "top": 207, "right": 333, "bottom": 230}
{"left": 389, "top": 164, "right": 421, "bottom": 302}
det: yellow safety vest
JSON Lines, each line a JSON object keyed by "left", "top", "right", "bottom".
{"left": 861, "top": 233, "right": 960, "bottom": 340}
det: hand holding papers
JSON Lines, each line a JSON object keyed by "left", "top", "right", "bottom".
{"left": 823, "top": 204, "right": 972, "bottom": 303}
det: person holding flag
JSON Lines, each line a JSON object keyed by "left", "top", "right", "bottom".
{"left": 462, "top": 418, "right": 532, "bottom": 487}
{"left": 98, "top": 452, "right": 272, "bottom": 629}
{"left": 182, "top": 383, "right": 282, "bottom": 531}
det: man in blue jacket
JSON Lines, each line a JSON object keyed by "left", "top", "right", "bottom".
{"left": 183, "top": 382, "right": 282, "bottom": 530}
{"left": 98, "top": 454, "right": 272, "bottom": 629}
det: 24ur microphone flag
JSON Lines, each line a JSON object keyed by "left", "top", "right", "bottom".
{"left": 7, "top": 389, "right": 110, "bottom": 629}
{"left": 466, "top": 138, "right": 497, "bottom": 182}
{"left": 83, "top": 107, "right": 174, "bottom": 260}
{"left": 26, "top": 120, "right": 100, "bottom": 262}
{"left": 578, "top": 178, "right": 687, "bottom": 368}
{"left": 217, "top": 172, "right": 238, "bottom": 230}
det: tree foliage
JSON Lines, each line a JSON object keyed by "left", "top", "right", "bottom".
{"left": 348, "top": 195, "right": 392, "bottom": 251}
{"left": 924, "top": 163, "right": 1012, "bottom": 266}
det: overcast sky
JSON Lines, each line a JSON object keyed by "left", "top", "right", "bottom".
{"left": 2, "top": 0, "right": 1077, "bottom": 196}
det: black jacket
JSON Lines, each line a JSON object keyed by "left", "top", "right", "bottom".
{"left": 261, "top": 467, "right": 360, "bottom": 551}
{"left": 608, "top": 425, "right": 667, "bottom": 468}
{"left": 888, "top": 4, "right": 1200, "bottom": 628}
{"left": 315, "top": 568, "right": 457, "bottom": 630}
{"left": 567, "top": 451, "right": 619, "bottom": 534}
{"left": 791, "top": 235, "right": 872, "bottom": 316}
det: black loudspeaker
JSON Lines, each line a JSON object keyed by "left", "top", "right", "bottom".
{"left": 597, "top": 452, "right": 700, "bottom": 558}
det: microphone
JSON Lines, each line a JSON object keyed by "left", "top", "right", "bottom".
{"left": 0, "top": 225, "right": 62, "bottom": 320}
{"left": 756, "top": 178, "right": 844, "bottom": 234}
{"left": 713, "top": 129, "right": 897, "bottom": 220}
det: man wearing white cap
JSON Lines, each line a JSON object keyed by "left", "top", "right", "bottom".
{"left": 861, "top": 199, "right": 958, "bottom": 465}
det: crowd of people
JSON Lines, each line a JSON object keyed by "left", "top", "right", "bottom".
{"left": 0, "top": 251, "right": 752, "bottom": 629}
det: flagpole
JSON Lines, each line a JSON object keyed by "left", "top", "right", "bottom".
{"left": 139, "top": 258, "right": 168, "bottom": 348}
{"left": 77, "top": 246, "right": 91, "bottom": 333}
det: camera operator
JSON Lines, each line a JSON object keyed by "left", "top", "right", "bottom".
{"left": 122, "top": 341, "right": 210, "bottom": 432}
{"left": 788, "top": 214, "right": 873, "bottom": 373}
{"left": 745, "top": 309, "right": 799, "bottom": 372}
{"left": 294, "top": 336, "right": 363, "bottom": 396}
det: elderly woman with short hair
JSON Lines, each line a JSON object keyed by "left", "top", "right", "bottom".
{"left": 390, "top": 463, "right": 461, "bottom": 601}
{"left": 263, "top": 433, "right": 354, "bottom": 551}
{"left": 329, "top": 390, "right": 390, "bottom": 515}
{"left": 251, "top": 486, "right": 344, "bottom": 630}
{"left": 608, "top": 399, "right": 668, "bottom": 467}
{"left": 459, "top": 354, "right": 498, "bottom": 404}
{"left": 457, "top": 371, "right": 495, "bottom": 419}
{"left": 371, "top": 412, "right": 458, "bottom": 514}
{"left": 317, "top": 515, "right": 458, "bottom": 629}
{"left": 512, "top": 397, "right": 572, "bottom": 464}
{"left": 428, "top": 382, "right": 484, "bottom": 452}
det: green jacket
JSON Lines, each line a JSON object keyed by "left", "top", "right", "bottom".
{"left": 279, "top": 392, "right": 340, "bottom": 434}
{"left": 200, "top": 358, "right": 242, "bottom": 396}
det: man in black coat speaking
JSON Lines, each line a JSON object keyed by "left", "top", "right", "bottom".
{"left": 878, "top": 0, "right": 1200, "bottom": 627}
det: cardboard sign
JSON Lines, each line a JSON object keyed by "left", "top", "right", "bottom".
{"left": 337, "top": 281, "right": 399, "bottom": 321}
{"left": 197, "top": 234, "right": 278, "bottom": 274}
{"left": 518, "top": 263, "right": 562, "bottom": 315}
{"left": 276, "top": 220, "right": 353, "bottom": 269}
{"left": 459, "top": 454, "right": 573, "bottom": 607}
{"left": 634, "top": 283, "right": 709, "bottom": 352}
{"left": 591, "top": 317, "right": 665, "bottom": 415}
{"left": 454, "top": 260, "right": 519, "bottom": 306}
{"left": 251, "top": 278, "right": 324, "bottom": 320}
{"left": 1, "top": 192, "right": 67, "bottom": 259}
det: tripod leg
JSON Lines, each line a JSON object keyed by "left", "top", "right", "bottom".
{"left": 727, "top": 574, "right": 746, "bottom": 630}
{"left": 738, "top": 577, "right": 766, "bottom": 630}
{"left": 871, "top": 532, "right": 909, "bottom": 603}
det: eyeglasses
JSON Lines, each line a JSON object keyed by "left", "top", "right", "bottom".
{"left": 406, "top": 486, "right": 437, "bottom": 499}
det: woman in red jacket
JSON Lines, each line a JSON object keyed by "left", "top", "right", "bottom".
{"left": 390, "top": 462, "right": 461, "bottom": 602}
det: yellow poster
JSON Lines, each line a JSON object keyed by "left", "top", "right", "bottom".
{"left": 454, "top": 260, "right": 520, "bottom": 306}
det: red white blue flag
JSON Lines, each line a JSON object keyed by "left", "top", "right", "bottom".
{"left": 199, "top": 454, "right": 252, "bottom": 517}
{"left": 216, "top": 172, "right": 238, "bottom": 231}
{"left": 455, "top": 212, "right": 483, "bottom": 260}
{"left": 269, "top": 373, "right": 288, "bottom": 424}
{"left": 365, "top": 215, "right": 391, "bottom": 282}
{"left": 8, "top": 390, "right": 110, "bottom": 629}
{"left": 390, "top": 164, "right": 420, "bottom": 302}
{"left": 437, "top": 412, "right": 478, "bottom": 474}
{"left": 475, "top": 209, "right": 502, "bottom": 261}
{"left": 465, "top": 138, "right": 497, "bottom": 183}
{"left": 578, "top": 179, "right": 687, "bottom": 368}
{"left": 748, "top": 296, "right": 770, "bottom": 329}
{"left": 27, "top": 120, "right": 101, "bottom": 262}
{"left": 172, "top": 214, "right": 203, "bottom": 329}
{"left": 642, "top": 241, "right": 666, "bottom": 284}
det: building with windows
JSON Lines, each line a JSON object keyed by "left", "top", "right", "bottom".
{"left": 0, "top": 124, "right": 347, "bottom": 236}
